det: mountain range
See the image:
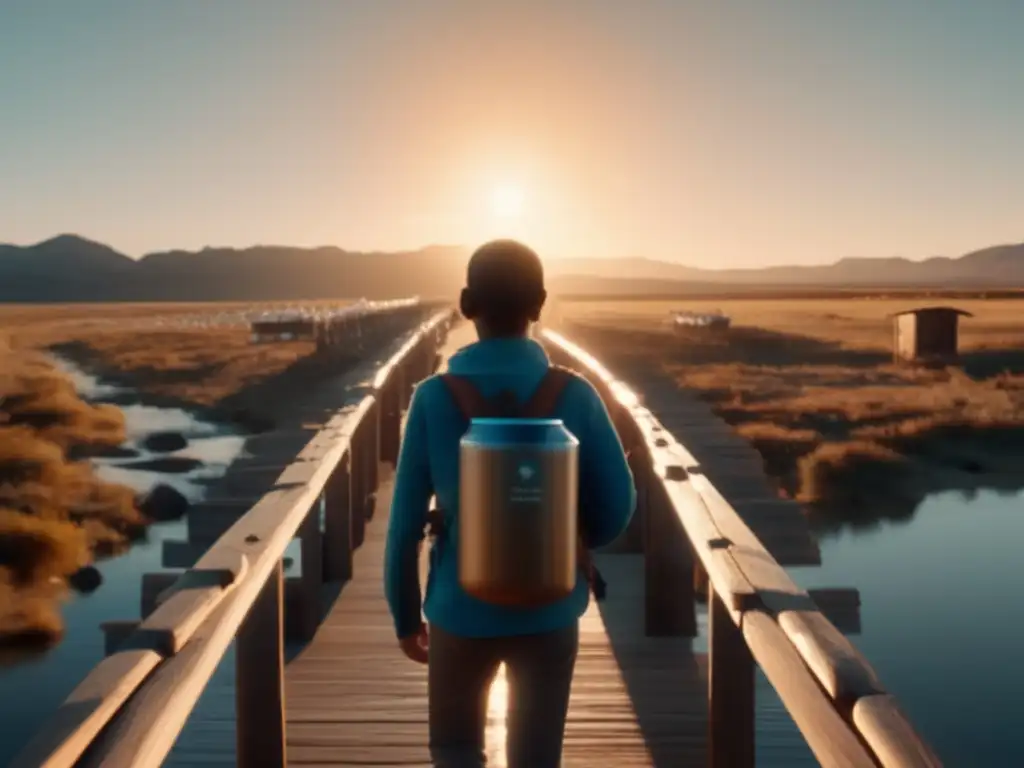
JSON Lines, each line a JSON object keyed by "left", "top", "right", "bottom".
{"left": 2, "top": 234, "right": 1024, "bottom": 302}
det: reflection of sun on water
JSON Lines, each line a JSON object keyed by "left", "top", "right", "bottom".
{"left": 485, "top": 663, "right": 509, "bottom": 766}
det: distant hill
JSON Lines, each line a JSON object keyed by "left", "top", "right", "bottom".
{"left": 2, "top": 234, "right": 1024, "bottom": 302}
{"left": 0, "top": 236, "right": 473, "bottom": 302}
{"left": 552, "top": 245, "right": 1024, "bottom": 287}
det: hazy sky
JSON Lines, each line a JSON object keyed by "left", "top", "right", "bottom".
{"left": 2, "top": 1, "right": 1023, "bottom": 267}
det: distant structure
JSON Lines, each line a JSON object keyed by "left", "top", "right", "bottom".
{"left": 670, "top": 309, "right": 731, "bottom": 331}
{"left": 891, "top": 306, "right": 972, "bottom": 364}
{"left": 250, "top": 316, "right": 317, "bottom": 343}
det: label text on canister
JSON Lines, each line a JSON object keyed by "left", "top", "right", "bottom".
{"left": 509, "top": 460, "right": 542, "bottom": 504}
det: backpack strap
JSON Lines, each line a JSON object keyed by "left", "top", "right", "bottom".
{"left": 440, "top": 373, "right": 494, "bottom": 419}
{"left": 521, "top": 365, "right": 575, "bottom": 418}
{"left": 441, "top": 366, "right": 577, "bottom": 420}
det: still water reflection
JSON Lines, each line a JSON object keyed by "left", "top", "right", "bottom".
{"left": 0, "top": 359, "right": 247, "bottom": 765}
{"left": 4, "top": 357, "right": 1018, "bottom": 765}
{"left": 793, "top": 489, "right": 1024, "bottom": 766}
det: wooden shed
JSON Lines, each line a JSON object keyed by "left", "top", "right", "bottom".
{"left": 890, "top": 306, "right": 972, "bottom": 364}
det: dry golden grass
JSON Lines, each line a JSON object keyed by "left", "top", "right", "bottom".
{"left": 0, "top": 302, "right": 331, "bottom": 407}
{"left": 560, "top": 298, "right": 1024, "bottom": 531}
{"left": 0, "top": 344, "right": 147, "bottom": 651}
{"left": 55, "top": 328, "right": 315, "bottom": 406}
{"left": 561, "top": 297, "right": 1024, "bottom": 352}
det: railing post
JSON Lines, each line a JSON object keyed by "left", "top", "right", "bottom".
{"left": 609, "top": 411, "right": 644, "bottom": 553}
{"left": 369, "top": 399, "right": 380, "bottom": 501}
{"left": 350, "top": 420, "right": 367, "bottom": 549}
{"left": 323, "top": 454, "right": 352, "bottom": 582}
{"left": 380, "top": 374, "right": 402, "bottom": 470}
{"left": 400, "top": 354, "right": 415, "bottom": 410}
{"left": 601, "top": 448, "right": 644, "bottom": 552}
{"left": 643, "top": 462, "right": 697, "bottom": 637}
{"left": 296, "top": 502, "right": 323, "bottom": 641}
{"left": 708, "top": 581, "right": 755, "bottom": 768}
{"left": 236, "top": 559, "right": 286, "bottom": 767}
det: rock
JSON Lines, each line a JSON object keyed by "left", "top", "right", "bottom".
{"left": 143, "top": 432, "right": 188, "bottom": 453}
{"left": 122, "top": 457, "right": 204, "bottom": 474}
{"left": 68, "top": 565, "right": 103, "bottom": 594}
{"left": 104, "top": 393, "right": 140, "bottom": 407}
{"left": 139, "top": 484, "right": 190, "bottom": 522}
{"left": 68, "top": 444, "right": 140, "bottom": 461}
{"left": 228, "top": 409, "right": 275, "bottom": 434}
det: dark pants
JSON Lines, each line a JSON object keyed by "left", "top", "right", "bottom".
{"left": 428, "top": 622, "right": 579, "bottom": 768}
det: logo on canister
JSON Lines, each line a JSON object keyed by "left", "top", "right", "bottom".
{"left": 510, "top": 460, "right": 542, "bottom": 503}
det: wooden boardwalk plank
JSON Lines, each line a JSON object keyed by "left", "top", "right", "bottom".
{"left": 167, "top": 323, "right": 824, "bottom": 766}
{"left": 283, "top": 481, "right": 709, "bottom": 767}
{"left": 282, "top": 323, "right": 709, "bottom": 766}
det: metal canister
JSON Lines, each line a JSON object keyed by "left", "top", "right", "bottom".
{"left": 458, "top": 417, "right": 579, "bottom": 607}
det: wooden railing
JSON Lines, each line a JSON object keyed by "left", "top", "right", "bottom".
{"left": 13, "top": 308, "right": 456, "bottom": 768}
{"left": 539, "top": 328, "right": 942, "bottom": 768}
{"left": 17, "top": 315, "right": 942, "bottom": 768}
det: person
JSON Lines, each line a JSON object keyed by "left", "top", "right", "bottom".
{"left": 383, "top": 239, "right": 636, "bottom": 768}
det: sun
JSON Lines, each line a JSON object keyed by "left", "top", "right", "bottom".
{"left": 490, "top": 183, "right": 525, "bottom": 219}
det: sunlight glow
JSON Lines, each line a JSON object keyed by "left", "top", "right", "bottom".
{"left": 484, "top": 663, "right": 509, "bottom": 766}
{"left": 490, "top": 184, "right": 525, "bottom": 219}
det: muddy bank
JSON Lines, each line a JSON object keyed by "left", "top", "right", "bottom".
{"left": 565, "top": 320, "right": 1024, "bottom": 534}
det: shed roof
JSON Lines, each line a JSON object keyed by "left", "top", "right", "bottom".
{"left": 889, "top": 305, "right": 974, "bottom": 320}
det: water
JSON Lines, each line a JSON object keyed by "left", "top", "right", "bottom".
{"left": 792, "top": 490, "right": 1024, "bottom": 765}
{"left": 53, "top": 357, "right": 247, "bottom": 499}
{"left": 4, "top": 358, "right": 1018, "bottom": 763}
{"left": 0, "top": 358, "right": 248, "bottom": 765}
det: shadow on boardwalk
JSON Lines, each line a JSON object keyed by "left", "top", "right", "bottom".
{"left": 589, "top": 554, "right": 708, "bottom": 765}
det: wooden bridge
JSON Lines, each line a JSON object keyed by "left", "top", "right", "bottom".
{"left": 15, "top": 307, "right": 941, "bottom": 767}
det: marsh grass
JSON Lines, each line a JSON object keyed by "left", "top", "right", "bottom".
{"left": 561, "top": 300, "right": 1024, "bottom": 533}
{"left": 0, "top": 345, "right": 144, "bottom": 652}
{"left": 1, "top": 302, "right": 322, "bottom": 407}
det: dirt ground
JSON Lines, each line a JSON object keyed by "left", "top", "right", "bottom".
{"left": 558, "top": 298, "right": 1024, "bottom": 533}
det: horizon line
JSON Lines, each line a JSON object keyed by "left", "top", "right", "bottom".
{"left": 2, "top": 231, "right": 1021, "bottom": 272}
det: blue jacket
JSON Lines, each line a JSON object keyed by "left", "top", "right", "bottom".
{"left": 383, "top": 335, "right": 636, "bottom": 639}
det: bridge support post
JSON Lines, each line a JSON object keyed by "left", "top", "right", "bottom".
{"left": 295, "top": 502, "right": 324, "bottom": 642}
{"left": 351, "top": 420, "right": 368, "bottom": 549}
{"left": 643, "top": 461, "right": 697, "bottom": 637}
{"left": 368, "top": 400, "right": 380, "bottom": 515}
{"left": 237, "top": 559, "right": 287, "bottom": 767}
{"left": 324, "top": 454, "right": 353, "bottom": 582}
{"left": 612, "top": 411, "right": 644, "bottom": 553}
{"left": 380, "top": 373, "right": 402, "bottom": 471}
{"left": 708, "top": 582, "right": 754, "bottom": 767}
{"left": 399, "top": 356, "right": 414, "bottom": 410}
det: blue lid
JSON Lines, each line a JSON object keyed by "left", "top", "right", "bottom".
{"left": 462, "top": 417, "right": 578, "bottom": 447}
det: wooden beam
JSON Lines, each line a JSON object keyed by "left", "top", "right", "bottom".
{"left": 236, "top": 560, "right": 286, "bottom": 766}
{"left": 708, "top": 582, "right": 754, "bottom": 767}
{"left": 100, "top": 620, "right": 140, "bottom": 657}
{"left": 323, "top": 457, "right": 353, "bottom": 582}
{"left": 9, "top": 308, "right": 456, "bottom": 768}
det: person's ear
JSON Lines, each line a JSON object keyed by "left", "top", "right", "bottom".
{"left": 459, "top": 288, "right": 477, "bottom": 320}
{"left": 528, "top": 289, "right": 547, "bottom": 322}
